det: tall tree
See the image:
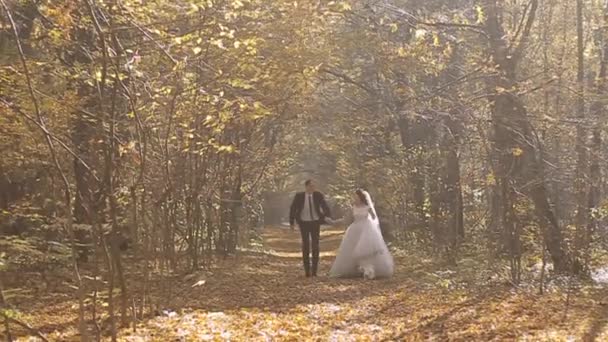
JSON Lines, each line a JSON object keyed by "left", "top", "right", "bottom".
{"left": 482, "top": 0, "right": 575, "bottom": 273}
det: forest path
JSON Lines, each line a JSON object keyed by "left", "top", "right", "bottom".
{"left": 116, "top": 226, "right": 608, "bottom": 341}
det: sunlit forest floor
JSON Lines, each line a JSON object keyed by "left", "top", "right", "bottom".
{"left": 5, "top": 227, "right": 608, "bottom": 341}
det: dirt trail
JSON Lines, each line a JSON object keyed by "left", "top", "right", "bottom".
{"left": 115, "top": 226, "right": 608, "bottom": 341}
{"left": 7, "top": 226, "right": 607, "bottom": 341}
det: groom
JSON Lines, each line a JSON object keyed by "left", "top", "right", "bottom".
{"left": 289, "top": 179, "right": 331, "bottom": 277}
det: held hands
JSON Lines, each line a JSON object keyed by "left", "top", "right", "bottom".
{"left": 325, "top": 217, "right": 344, "bottom": 225}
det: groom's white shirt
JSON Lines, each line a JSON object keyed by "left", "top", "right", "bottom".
{"left": 301, "top": 193, "right": 319, "bottom": 222}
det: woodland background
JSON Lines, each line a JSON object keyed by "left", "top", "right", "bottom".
{"left": 2, "top": 0, "right": 608, "bottom": 340}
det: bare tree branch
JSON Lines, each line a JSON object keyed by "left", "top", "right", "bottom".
{"left": 0, "top": 310, "right": 50, "bottom": 342}
{"left": 320, "top": 68, "right": 375, "bottom": 94}
{"left": 512, "top": 0, "right": 540, "bottom": 63}
{"left": 0, "top": 1, "right": 88, "bottom": 340}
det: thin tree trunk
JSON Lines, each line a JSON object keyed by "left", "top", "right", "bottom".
{"left": 586, "top": 2, "right": 608, "bottom": 267}
{"left": 397, "top": 116, "right": 429, "bottom": 235}
{"left": 0, "top": 1, "right": 89, "bottom": 338}
{"left": 0, "top": 275, "right": 12, "bottom": 342}
{"left": 444, "top": 113, "right": 465, "bottom": 242}
{"left": 483, "top": 0, "right": 576, "bottom": 272}
{"left": 574, "top": 0, "right": 587, "bottom": 233}
{"left": 552, "top": 0, "right": 570, "bottom": 225}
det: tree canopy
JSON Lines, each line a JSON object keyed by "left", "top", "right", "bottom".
{"left": 2, "top": 0, "right": 608, "bottom": 340}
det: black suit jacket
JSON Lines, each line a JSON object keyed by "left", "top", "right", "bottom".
{"left": 289, "top": 191, "right": 331, "bottom": 225}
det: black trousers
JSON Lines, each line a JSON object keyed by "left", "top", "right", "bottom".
{"left": 299, "top": 220, "right": 321, "bottom": 276}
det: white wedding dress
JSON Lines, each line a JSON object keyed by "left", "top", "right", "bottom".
{"left": 329, "top": 203, "right": 394, "bottom": 279}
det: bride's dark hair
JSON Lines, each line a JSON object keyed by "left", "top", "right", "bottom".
{"left": 355, "top": 189, "right": 369, "bottom": 206}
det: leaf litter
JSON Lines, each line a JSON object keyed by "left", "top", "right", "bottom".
{"left": 5, "top": 226, "right": 608, "bottom": 341}
{"left": 115, "top": 227, "right": 608, "bottom": 341}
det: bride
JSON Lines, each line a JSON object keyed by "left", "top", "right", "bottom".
{"left": 328, "top": 189, "right": 394, "bottom": 279}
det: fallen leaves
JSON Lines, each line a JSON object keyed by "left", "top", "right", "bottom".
{"left": 112, "top": 228, "right": 608, "bottom": 341}
{"left": 5, "top": 227, "right": 608, "bottom": 341}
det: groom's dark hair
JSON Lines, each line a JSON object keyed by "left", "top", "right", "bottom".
{"left": 304, "top": 179, "right": 313, "bottom": 186}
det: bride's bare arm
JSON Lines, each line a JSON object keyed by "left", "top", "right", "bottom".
{"left": 329, "top": 208, "right": 354, "bottom": 225}
{"left": 346, "top": 209, "right": 355, "bottom": 225}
